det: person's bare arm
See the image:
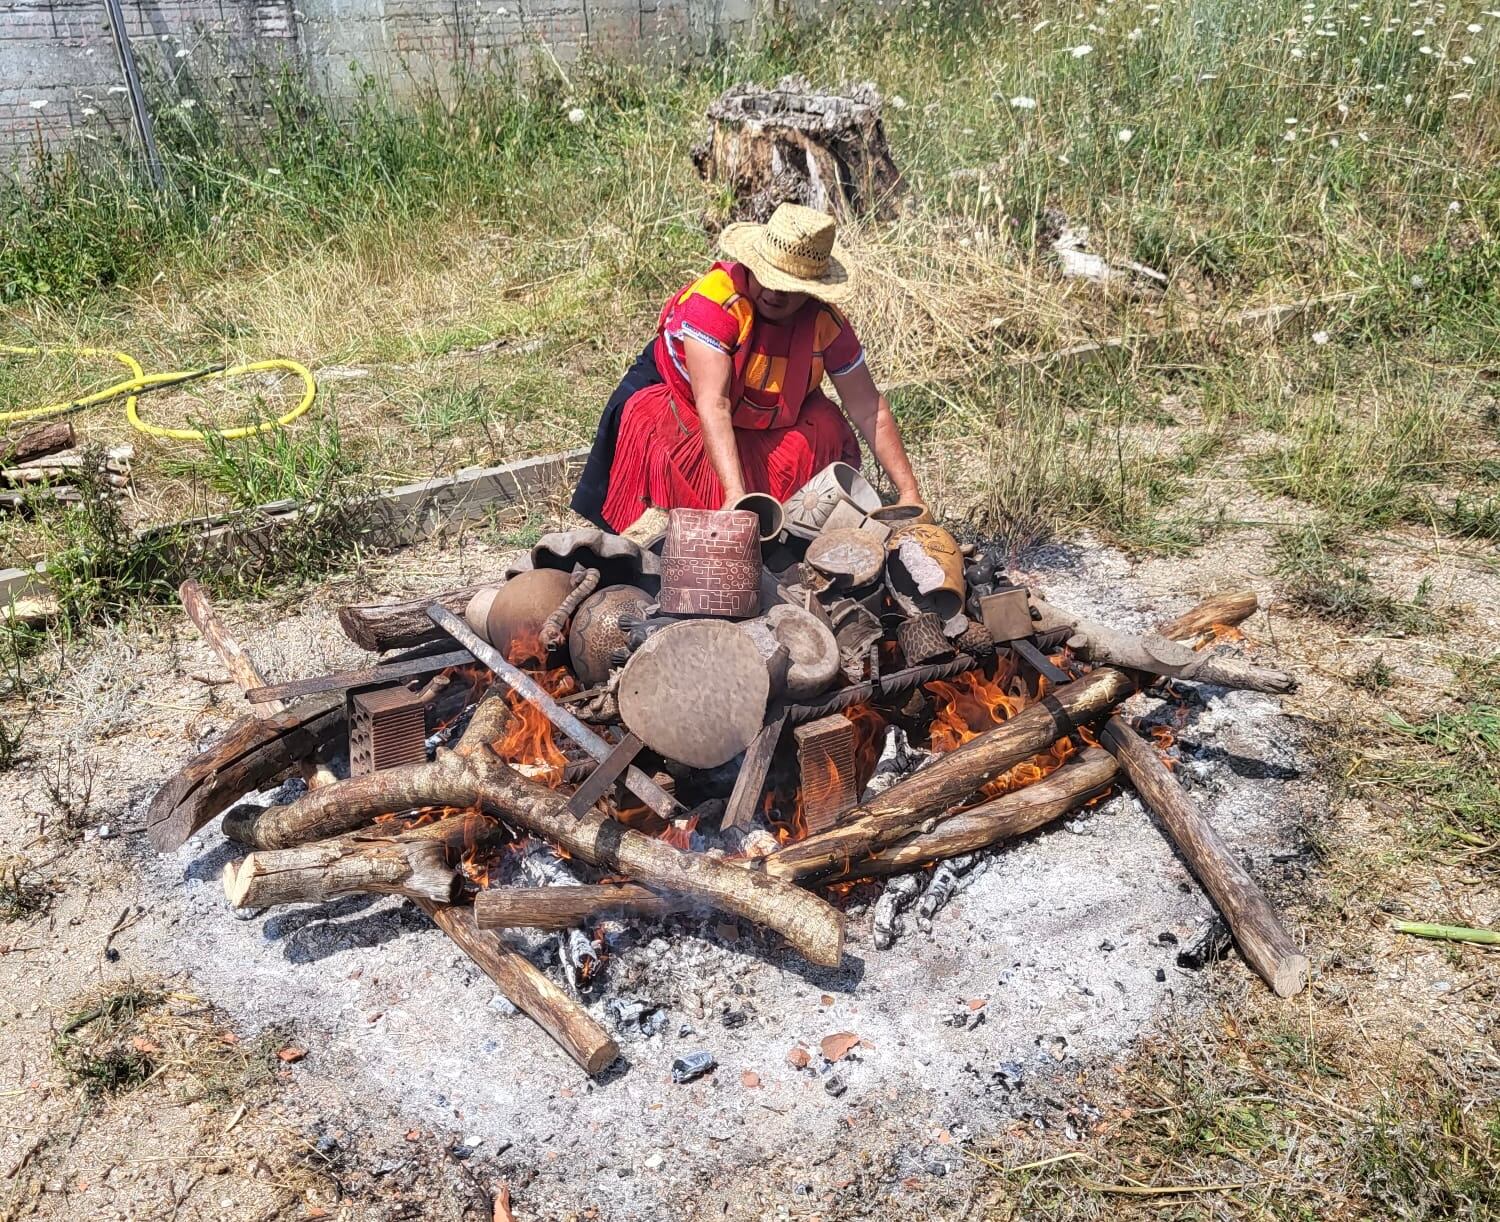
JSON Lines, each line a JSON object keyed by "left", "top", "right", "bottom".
{"left": 830, "top": 361, "right": 922, "bottom": 505}
{"left": 682, "top": 340, "right": 746, "bottom": 507}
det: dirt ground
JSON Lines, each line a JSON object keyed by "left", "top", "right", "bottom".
{"left": 1, "top": 477, "right": 1496, "bottom": 1220}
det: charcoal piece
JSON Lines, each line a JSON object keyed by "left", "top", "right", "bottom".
{"left": 1176, "top": 916, "right": 1233, "bottom": 970}
{"left": 671, "top": 1051, "right": 717, "bottom": 1083}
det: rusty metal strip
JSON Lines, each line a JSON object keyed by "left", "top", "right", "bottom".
{"left": 565, "top": 734, "right": 644, "bottom": 817}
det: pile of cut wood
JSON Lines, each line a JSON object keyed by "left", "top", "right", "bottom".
{"left": 0, "top": 422, "right": 132, "bottom": 513}
{"left": 149, "top": 512, "right": 1309, "bottom": 1077}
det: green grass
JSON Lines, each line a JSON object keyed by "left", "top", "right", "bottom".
{"left": 1272, "top": 522, "right": 1447, "bottom": 635}
{"left": 51, "top": 983, "right": 165, "bottom": 1099}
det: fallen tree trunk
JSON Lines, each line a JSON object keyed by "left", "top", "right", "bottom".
{"left": 222, "top": 812, "right": 502, "bottom": 909}
{"left": 338, "top": 585, "right": 486, "bottom": 653}
{"left": 226, "top": 695, "right": 845, "bottom": 967}
{"left": 415, "top": 897, "right": 620, "bottom": 1076}
{"left": 1100, "top": 717, "right": 1309, "bottom": 997}
{"left": 0, "top": 421, "right": 75, "bottom": 466}
{"left": 824, "top": 747, "right": 1120, "bottom": 881}
{"left": 763, "top": 667, "right": 1135, "bottom": 882}
{"left": 1030, "top": 596, "right": 1295, "bottom": 694}
{"left": 475, "top": 883, "right": 683, "bottom": 931}
{"left": 1156, "top": 591, "right": 1258, "bottom": 642}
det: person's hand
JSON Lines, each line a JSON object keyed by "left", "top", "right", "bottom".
{"left": 895, "top": 486, "right": 925, "bottom": 510}
{"left": 721, "top": 483, "right": 748, "bottom": 509}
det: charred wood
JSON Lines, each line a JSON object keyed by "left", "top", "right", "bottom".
{"left": 338, "top": 585, "right": 487, "bottom": 653}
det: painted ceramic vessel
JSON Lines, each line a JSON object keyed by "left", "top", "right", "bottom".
{"left": 782, "top": 462, "right": 881, "bottom": 540}
{"left": 658, "top": 508, "right": 762, "bottom": 619}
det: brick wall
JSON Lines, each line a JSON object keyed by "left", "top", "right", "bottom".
{"left": 0, "top": 0, "right": 765, "bottom": 167}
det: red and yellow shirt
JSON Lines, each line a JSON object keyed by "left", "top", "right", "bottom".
{"left": 656, "top": 262, "right": 864, "bottom": 431}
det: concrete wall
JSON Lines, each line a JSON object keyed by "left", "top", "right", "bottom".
{"left": 0, "top": 0, "right": 763, "bottom": 166}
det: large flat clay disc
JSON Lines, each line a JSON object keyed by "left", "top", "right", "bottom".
{"left": 617, "top": 621, "right": 769, "bottom": 768}
{"left": 806, "top": 528, "right": 886, "bottom": 589}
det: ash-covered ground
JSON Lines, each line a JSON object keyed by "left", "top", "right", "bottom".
{"left": 102, "top": 538, "right": 1321, "bottom": 1220}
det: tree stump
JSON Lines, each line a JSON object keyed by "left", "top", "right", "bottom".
{"left": 691, "top": 76, "right": 906, "bottom": 226}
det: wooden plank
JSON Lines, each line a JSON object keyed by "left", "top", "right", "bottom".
{"left": 245, "top": 647, "right": 474, "bottom": 704}
{"left": 722, "top": 710, "right": 788, "bottom": 831}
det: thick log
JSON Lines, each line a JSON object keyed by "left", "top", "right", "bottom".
{"left": 338, "top": 585, "right": 486, "bottom": 653}
{"left": 227, "top": 695, "right": 845, "bottom": 967}
{"left": 222, "top": 812, "right": 500, "bottom": 908}
{"left": 416, "top": 898, "right": 620, "bottom": 1076}
{"left": 148, "top": 695, "right": 345, "bottom": 853}
{"left": 0, "top": 421, "right": 75, "bottom": 465}
{"left": 475, "top": 883, "right": 682, "bottom": 931}
{"left": 825, "top": 748, "right": 1120, "bottom": 881}
{"left": 763, "top": 667, "right": 1135, "bottom": 882}
{"left": 1029, "top": 596, "right": 1295, "bottom": 694}
{"left": 1100, "top": 718, "right": 1309, "bottom": 997}
{"left": 1156, "top": 591, "right": 1258, "bottom": 642}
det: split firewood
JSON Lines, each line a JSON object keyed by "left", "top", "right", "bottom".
{"left": 222, "top": 812, "right": 502, "bottom": 909}
{"left": 178, "top": 579, "right": 338, "bottom": 790}
{"left": 823, "top": 747, "right": 1120, "bottom": 881}
{"left": 0, "top": 486, "right": 82, "bottom": 513}
{"left": 415, "top": 897, "right": 620, "bottom": 1076}
{"left": 474, "top": 883, "right": 685, "bottom": 931}
{"left": 0, "top": 420, "right": 75, "bottom": 466}
{"left": 224, "top": 693, "right": 846, "bottom": 967}
{"left": 1028, "top": 595, "right": 1294, "bottom": 694}
{"left": 1100, "top": 718, "right": 1309, "bottom": 997}
{"left": 2, "top": 445, "right": 132, "bottom": 489}
{"left": 762, "top": 667, "right": 1135, "bottom": 882}
{"left": 338, "top": 585, "right": 488, "bottom": 653}
{"left": 1156, "top": 591, "right": 1258, "bottom": 642}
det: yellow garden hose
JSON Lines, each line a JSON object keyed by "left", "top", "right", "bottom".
{"left": 0, "top": 344, "right": 317, "bottom": 442}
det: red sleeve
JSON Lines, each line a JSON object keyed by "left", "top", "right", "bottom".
{"left": 823, "top": 308, "right": 865, "bottom": 377}
{"left": 669, "top": 293, "right": 742, "bottom": 353}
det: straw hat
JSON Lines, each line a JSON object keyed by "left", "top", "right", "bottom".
{"left": 719, "top": 203, "right": 856, "bottom": 303}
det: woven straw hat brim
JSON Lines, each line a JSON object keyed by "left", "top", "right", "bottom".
{"left": 720, "top": 221, "right": 857, "bottom": 303}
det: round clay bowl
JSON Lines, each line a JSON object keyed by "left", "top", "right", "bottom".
{"left": 567, "top": 584, "right": 654, "bottom": 688}
{"left": 730, "top": 492, "right": 786, "bottom": 543}
{"left": 465, "top": 567, "right": 573, "bottom": 663}
{"left": 867, "top": 503, "right": 934, "bottom": 531}
{"left": 617, "top": 620, "right": 769, "bottom": 769}
{"left": 805, "top": 527, "right": 887, "bottom": 590}
{"left": 765, "top": 603, "right": 840, "bottom": 699}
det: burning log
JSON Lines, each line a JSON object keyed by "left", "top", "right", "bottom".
{"left": 1156, "top": 591, "right": 1258, "bottom": 642}
{"left": 475, "top": 883, "right": 683, "bottom": 931}
{"left": 338, "top": 585, "right": 487, "bottom": 653}
{"left": 415, "top": 898, "right": 620, "bottom": 1075}
{"left": 1100, "top": 718, "right": 1308, "bottom": 997}
{"left": 823, "top": 747, "right": 1120, "bottom": 881}
{"left": 226, "top": 694, "right": 846, "bottom": 967}
{"left": 0, "top": 420, "right": 75, "bottom": 465}
{"left": 763, "top": 667, "right": 1135, "bottom": 882}
{"left": 222, "top": 812, "right": 500, "bottom": 909}
{"left": 1028, "top": 596, "right": 1294, "bottom": 694}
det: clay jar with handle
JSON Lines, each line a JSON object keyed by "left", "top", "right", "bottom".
{"left": 782, "top": 462, "right": 881, "bottom": 540}
{"left": 886, "top": 523, "right": 966, "bottom": 622}
{"left": 465, "top": 567, "right": 574, "bottom": 663}
{"left": 659, "top": 508, "right": 762, "bottom": 619}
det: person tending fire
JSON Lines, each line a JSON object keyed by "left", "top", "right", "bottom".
{"left": 571, "top": 203, "right": 925, "bottom": 531}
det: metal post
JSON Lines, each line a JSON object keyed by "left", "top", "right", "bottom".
{"left": 100, "top": 0, "right": 165, "bottom": 189}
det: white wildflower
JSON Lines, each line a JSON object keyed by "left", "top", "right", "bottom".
{"left": 1329, "top": 135, "right": 1341, "bottom": 146}
{"left": 180, "top": 98, "right": 196, "bottom": 108}
{"left": 1312, "top": 331, "right": 1330, "bottom": 344}
{"left": 1358, "top": 129, "right": 1370, "bottom": 140}
{"left": 1338, "top": 101, "right": 1350, "bottom": 114}
{"left": 567, "top": 106, "right": 586, "bottom": 124}
{"left": 890, "top": 95, "right": 907, "bottom": 109}
{"left": 1420, "top": 43, "right": 1433, "bottom": 51}
{"left": 82, "top": 106, "right": 97, "bottom": 116}
{"left": 1127, "top": 26, "right": 1143, "bottom": 39}
{"left": 1291, "top": 46, "right": 1306, "bottom": 56}
{"left": 1466, "top": 21, "right": 1482, "bottom": 29}
{"left": 1070, "top": 43, "right": 1094, "bottom": 56}
{"left": 1117, "top": 127, "right": 1134, "bottom": 143}
{"left": 1410, "top": 274, "right": 1428, "bottom": 289}
{"left": 1461, "top": 54, "right": 1476, "bottom": 63}
{"left": 1448, "top": 200, "right": 1461, "bottom": 214}
{"left": 1284, "top": 129, "right": 1297, "bottom": 141}
{"left": 29, "top": 99, "right": 47, "bottom": 109}
{"left": 1010, "top": 96, "right": 1038, "bottom": 109}
{"left": 175, "top": 48, "right": 188, "bottom": 58}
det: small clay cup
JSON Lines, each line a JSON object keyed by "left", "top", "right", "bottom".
{"left": 730, "top": 492, "right": 786, "bottom": 543}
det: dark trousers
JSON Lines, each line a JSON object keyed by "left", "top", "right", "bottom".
{"left": 570, "top": 340, "right": 663, "bottom": 527}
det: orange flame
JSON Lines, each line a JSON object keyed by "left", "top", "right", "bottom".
{"left": 492, "top": 632, "right": 576, "bottom": 788}
{"left": 842, "top": 703, "right": 887, "bottom": 792}
{"left": 1193, "top": 622, "right": 1245, "bottom": 651}
{"left": 764, "top": 789, "right": 807, "bottom": 846}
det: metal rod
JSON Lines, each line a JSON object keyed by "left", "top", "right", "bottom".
{"left": 101, "top": 0, "right": 165, "bottom": 190}
{"left": 783, "top": 655, "right": 981, "bottom": 725}
{"left": 426, "top": 605, "right": 682, "bottom": 820}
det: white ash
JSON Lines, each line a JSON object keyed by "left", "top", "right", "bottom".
{"left": 872, "top": 873, "right": 924, "bottom": 949}
{"left": 915, "top": 853, "right": 986, "bottom": 932}
{"left": 89, "top": 537, "right": 1322, "bottom": 1220}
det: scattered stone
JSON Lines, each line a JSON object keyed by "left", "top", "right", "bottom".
{"left": 1156, "top": 931, "right": 1179, "bottom": 946}
{"left": 1154, "top": 968, "right": 1167, "bottom": 983}
{"left": 823, "top": 1073, "right": 848, "bottom": 1097}
{"left": 786, "top": 1046, "right": 812, "bottom": 1070}
{"left": 820, "top": 1032, "right": 860, "bottom": 1062}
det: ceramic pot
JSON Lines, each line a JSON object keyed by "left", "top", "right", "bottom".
{"left": 730, "top": 492, "right": 786, "bottom": 543}
{"left": 782, "top": 462, "right": 881, "bottom": 540}
{"left": 896, "top": 611, "right": 955, "bottom": 666}
{"left": 567, "top": 584, "right": 655, "bottom": 687}
{"left": 659, "top": 508, "right": 761, "bottom": 619}
{"left": 886, "top": 523, "right": 966, "bottom": 622}
{"left": 867, "top": 503, "right": 934, "bottom": 532}
{"left": 805, "top": 527, "right": 887, "bottom": 591}
{"left": 465, "top": 567, "right": 574, "bottom": 663}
